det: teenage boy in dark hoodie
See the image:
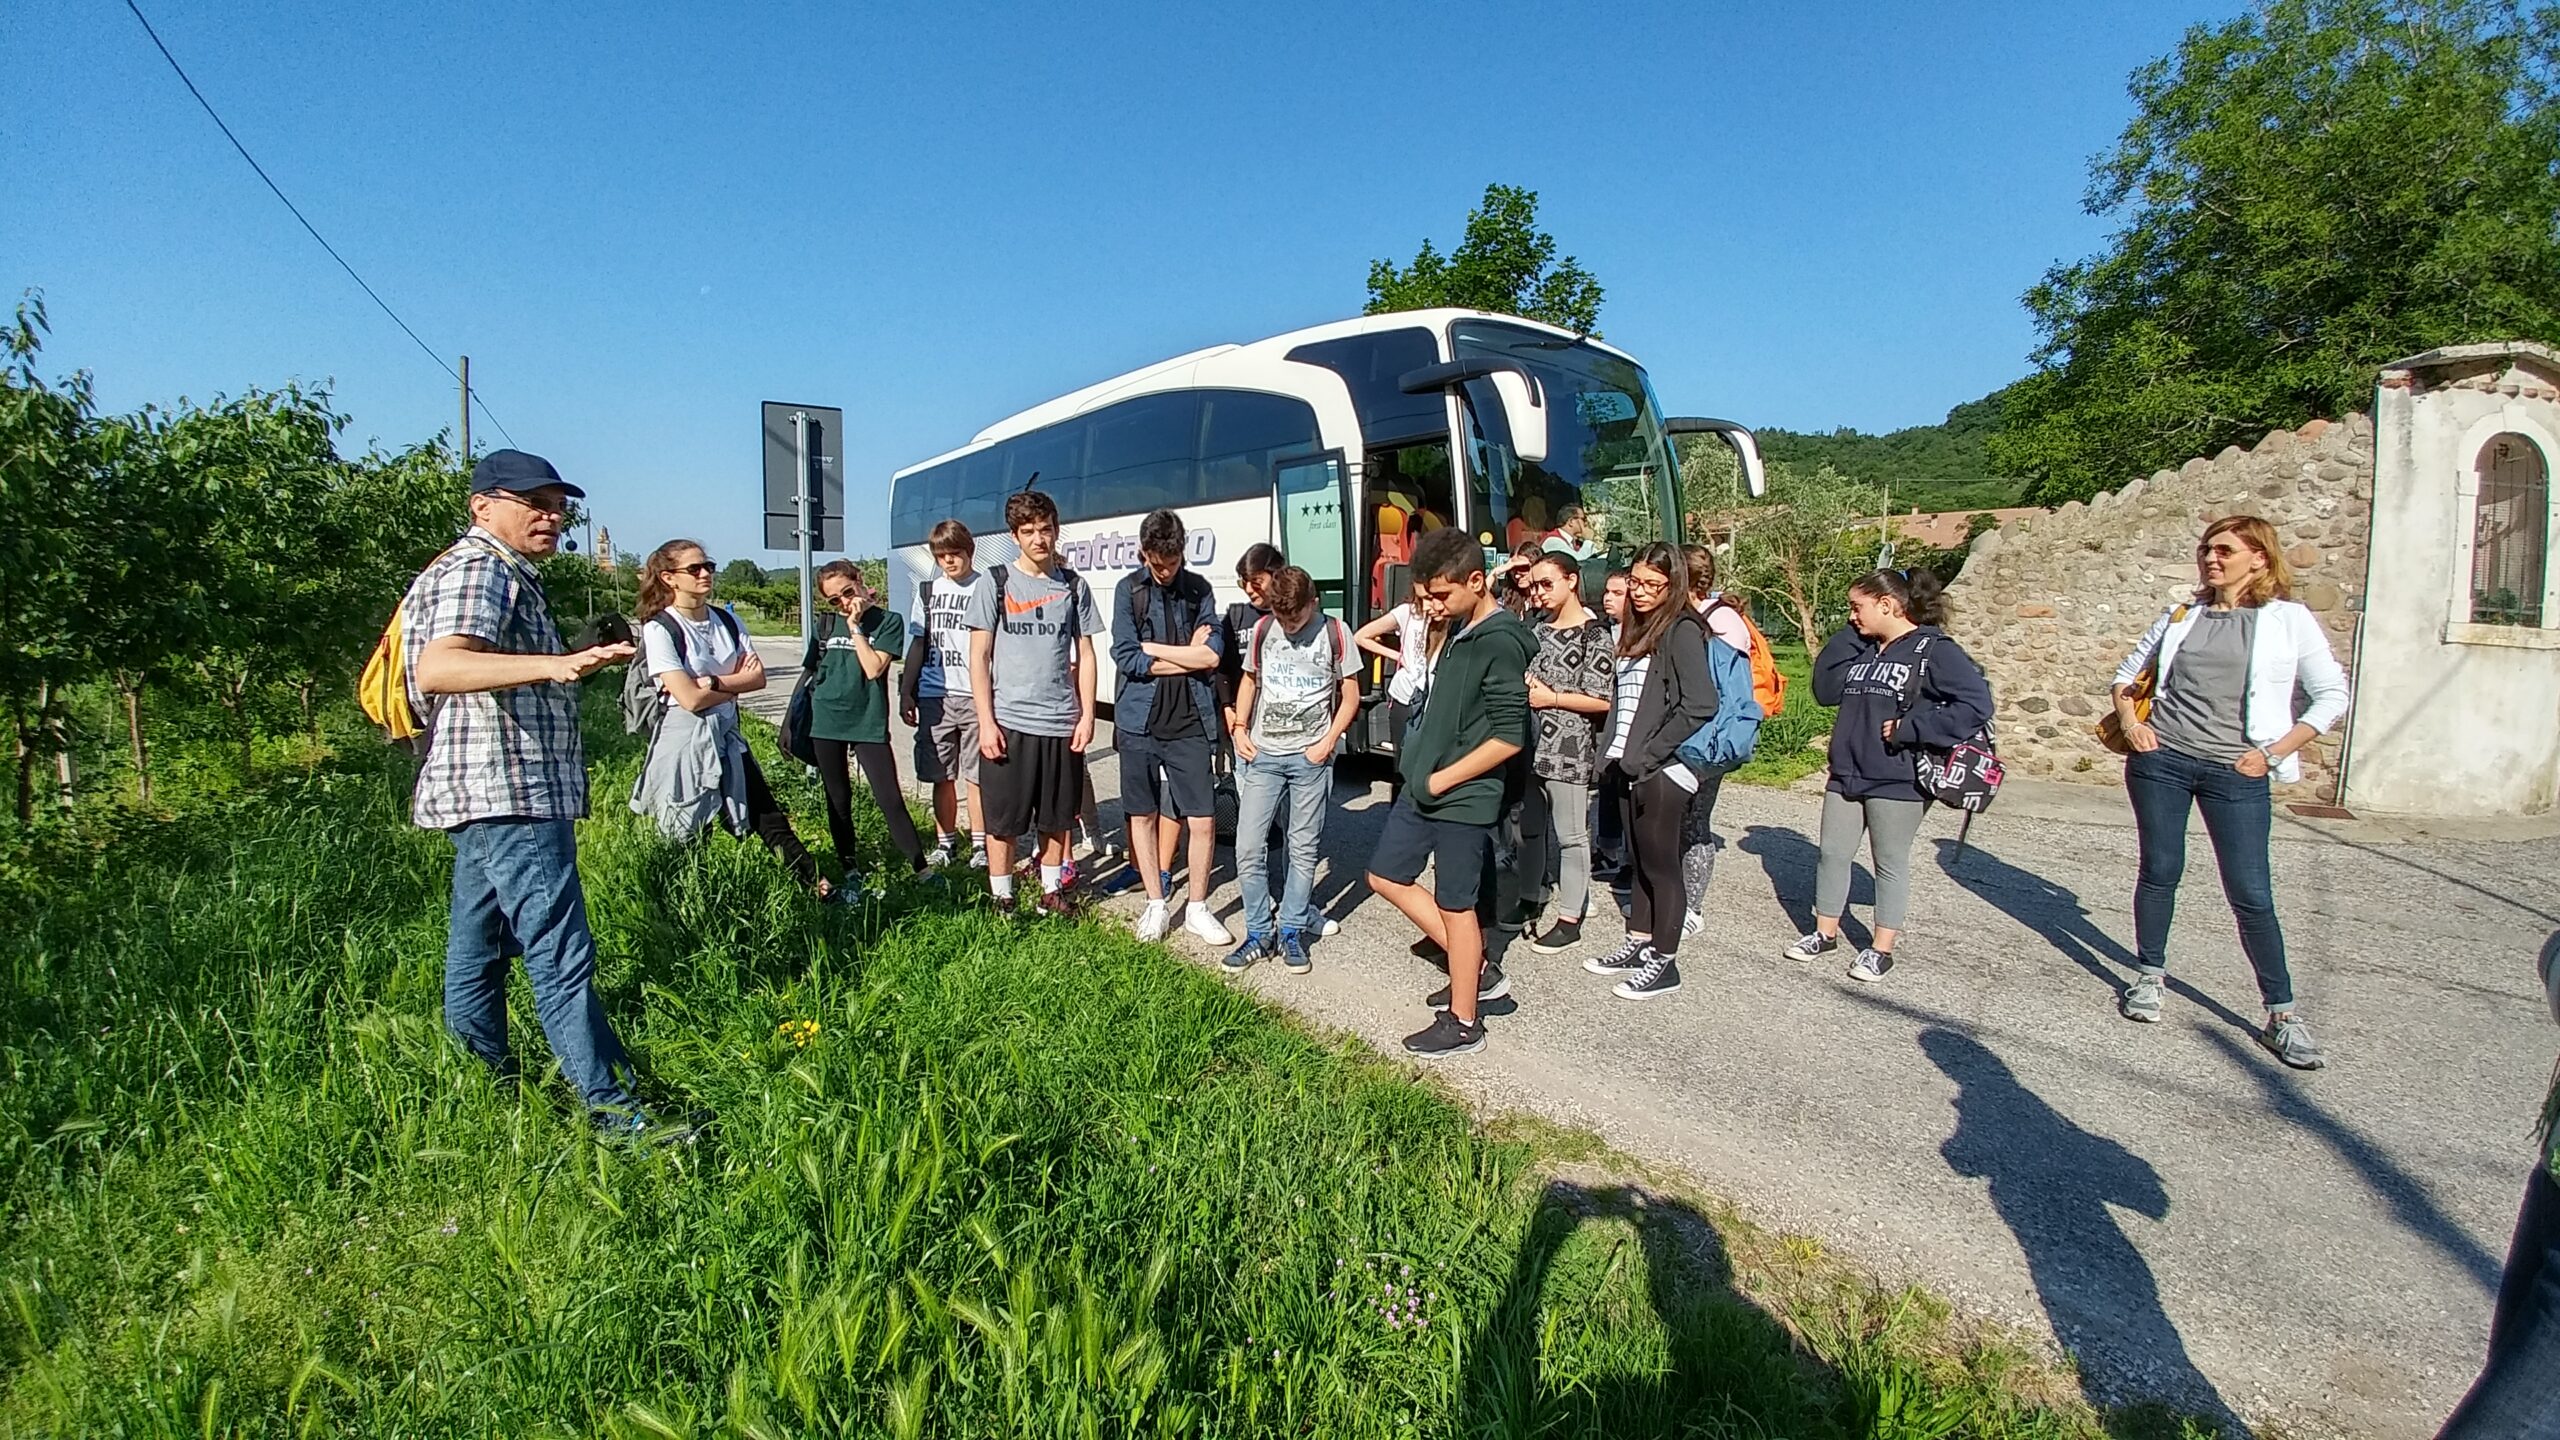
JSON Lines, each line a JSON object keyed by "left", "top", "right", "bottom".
{"left": 1367, "top": 526, "right": 1538, "bottom": 1058}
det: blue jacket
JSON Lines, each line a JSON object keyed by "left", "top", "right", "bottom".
{"left": 1110, "top": 567, "right": 1225, "bottom": 740}
{"left": 1812, "top": 624, "right": 1993, "bottom": 802}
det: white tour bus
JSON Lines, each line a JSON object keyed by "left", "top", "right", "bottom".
{"left": 884, "top": 307, "right": 1764, "bottom": 753}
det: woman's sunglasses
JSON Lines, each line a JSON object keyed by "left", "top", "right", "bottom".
{"left": 678, "top": 561, "right": 718, "bottom": 578}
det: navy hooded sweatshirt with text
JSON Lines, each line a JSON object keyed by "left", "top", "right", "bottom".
{"left": 1811, "top": 624, "right": 1994, "bottom": 802}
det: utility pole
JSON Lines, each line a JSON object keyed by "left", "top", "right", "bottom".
{"left": 794, "top": 410, "right": 814, "bottom": 649}
{"left": 459, "top": 354, "right": 472, "bottom": 463}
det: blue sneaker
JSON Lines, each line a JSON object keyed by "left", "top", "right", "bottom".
{"left": 1097, "top": 866, "right": 1146, "bottom": 896}
{"left": 1222, "top": 934, "right": 1272, "bottom": 971}
{"left": 1277, "top": 930, "right": 1312, "bottom": 974}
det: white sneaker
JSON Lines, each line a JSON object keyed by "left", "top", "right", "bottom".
{"left": 1134, "top": 898, "right": 1172, "bottom": 943}
{"left": 1317, "top": 917, "right": 1340, "bottom": 937}
{"left": 1183, "top": 902, "right": 1234, "bottom": 945}
{"left": 1681, "top": 908, "right": 1705, "bottom": 938}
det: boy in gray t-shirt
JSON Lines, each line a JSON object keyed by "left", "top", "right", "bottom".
{"left": 965, "top": 491, "right": 1105, "bottom": 912}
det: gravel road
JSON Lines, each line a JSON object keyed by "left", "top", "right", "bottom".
{"left": 748, "top": 636, "right": 2560, "bottom": 1437}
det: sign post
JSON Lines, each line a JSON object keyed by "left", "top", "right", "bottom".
{"left": 760, "top": 402, "right": 844, "bottom": 653}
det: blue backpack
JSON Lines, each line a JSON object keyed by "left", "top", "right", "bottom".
{"left": 1675, "top": 634, "right": 1764, "bottom": 774}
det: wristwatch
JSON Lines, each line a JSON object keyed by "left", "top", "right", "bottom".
{"left": 707, "top": 675, "right": 724, "bottom": 695}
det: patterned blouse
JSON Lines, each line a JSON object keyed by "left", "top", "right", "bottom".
{"left": 1530, "top": 615, "right": 1614, "bottom": 785}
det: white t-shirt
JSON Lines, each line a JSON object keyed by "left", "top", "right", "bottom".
{"left": 1385, "top": 602, "right": 1432, "bottom": 705}
{"left": 1246, "top": 613, "right": 1358, "bottom": 752}
{"left": 908, "top": 570, "right": 984, "bottom": 699}
{"left": 643, "top": 607, "right": 748, "bottom": 693}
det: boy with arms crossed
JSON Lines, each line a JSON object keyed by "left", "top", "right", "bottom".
{"left": 1109, "top": 509, "right": 1230, "bottom": 945}
{"left": 1366, "top": 527, "right": 1536, "bottom": 1057}
{"left": 900, "top": 520, "right": 988, "bottom": 866}
{"left": 1225, "top": 565, "right": 1360, "bottom": 973}
{"left": 966, "top": 492, "right": 1105, "bottom": 914}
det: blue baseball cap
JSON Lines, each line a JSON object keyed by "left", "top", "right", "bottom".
{"left": 470, "top": 448, "right": 585, "bottom": 499}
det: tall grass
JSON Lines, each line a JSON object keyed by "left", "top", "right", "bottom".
{"left": 1, "top": 695, "right": 2131, "bottom": 1438}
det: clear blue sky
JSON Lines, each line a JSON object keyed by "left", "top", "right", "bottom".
{"left": 8, "top": 0, "right": 2228, "bottom": 567}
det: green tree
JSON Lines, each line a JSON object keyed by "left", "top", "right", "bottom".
{"left": 1991, "top": 0, "right": 2560, "bottom": 503}
{"left": 0, "top": 296, "right": 98, "bottom": 818}
{"left": 1719, "top": 460, "right": 1887, "bottom": 652}
{"left": 719, "top": 557, "right": 767, "bottom": 591}
{"left": 1366, "top": 184, "right": 1606, "bottom": 334}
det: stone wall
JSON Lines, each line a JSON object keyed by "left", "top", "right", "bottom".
{"left": 1944, "top": 414, "right": 2374, "bottom": 801}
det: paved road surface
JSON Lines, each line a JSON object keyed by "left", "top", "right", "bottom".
{"left": 747, "top": 636, "right": 2559, "bottom": 1437}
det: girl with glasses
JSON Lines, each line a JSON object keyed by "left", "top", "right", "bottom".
{"left": 628, "top": 540, "right": 836, "bottom": 900}
{"left": 807, "top": 560, "right": 932, "bottom": 895}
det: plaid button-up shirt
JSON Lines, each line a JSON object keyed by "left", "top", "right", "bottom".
{"left": 401, "top": 527, "right": 588, "bottom": 829}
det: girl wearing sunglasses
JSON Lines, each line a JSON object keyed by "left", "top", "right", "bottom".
{"left": 629, "top": 539, "right": 836, "bottom": 899}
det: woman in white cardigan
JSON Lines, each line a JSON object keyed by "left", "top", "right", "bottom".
{"left": 2108, "top": 515, "right": 2349, "bottom": 1069}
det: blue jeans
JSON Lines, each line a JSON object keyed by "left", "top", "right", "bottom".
{"left": 444, "top": 816, "right": 637, "bottom": 1112}
{"left": 2125, "top": 745, "right": 2294, "bottom": 1010}
{"left": 1235, "top": 747, "right": 1329, "bottom": 938}
{"left": 2441, "top": 1164, "right": 2560, "bottom": 1439}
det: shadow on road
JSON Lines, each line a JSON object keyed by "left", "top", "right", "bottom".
{"left": 2200, "top": 1026, "right": 2501, "bottom": 1296}
{"left": 1917, "top": 1025, "right": 2245, "bottom": 1435}
{"left": 1739, "top": 824, "right": 1872, "bottom": 945}
{"left": 1932, "top": 838, "right": 2259, "bottom": 1038}
{"left": 1459, "top": 1179, "right": 1841, "bottom": 1438}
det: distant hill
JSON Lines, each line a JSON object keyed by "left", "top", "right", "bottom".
{"left": 1758, "top": 390, "right": 2035, "bottom": 513}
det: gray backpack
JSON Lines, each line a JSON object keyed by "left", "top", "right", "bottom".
{"left": 620, "top": 606, "right": 744, "bottom": 735}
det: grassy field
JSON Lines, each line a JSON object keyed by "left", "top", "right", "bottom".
{"left": 0, "top": 695, "right": 2193, "bottom": 1438}
{"left": 1727, "top": 647, "right": 1834, "bottom": 790}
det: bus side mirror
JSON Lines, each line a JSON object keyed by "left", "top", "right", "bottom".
{"left": 1487, "top": 370, "right": 1548, "bottom": 466}
{"left": 1398, "top": 359, "right": 1549, "bottom": 466}
{"left": 1664, "top": 417, "right": 1768, "bottom": 500}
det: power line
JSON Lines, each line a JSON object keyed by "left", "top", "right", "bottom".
{"left": 119, "top": 0, "right": 518, "bottom": 449}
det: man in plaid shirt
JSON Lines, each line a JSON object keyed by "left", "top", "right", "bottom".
{"left": 402, "top": 450, "right": 660, "bottom": 1137}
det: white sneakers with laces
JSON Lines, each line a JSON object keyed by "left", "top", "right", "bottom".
{"left": 1134, "top": 898, "right": 1171, "bottom": 943}
{"left": 1183, "top": 901, "right": 1233, "bottom": 945}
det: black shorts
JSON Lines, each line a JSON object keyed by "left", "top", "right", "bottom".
{"left": 1118, "top": 731, "right": 1213, "bottom": 819}
{"left": 982, "top": 728, "right": 1083, "bottom": 838}
{"left": 1367, "top": 794, "right": 1495, "bottom": 913}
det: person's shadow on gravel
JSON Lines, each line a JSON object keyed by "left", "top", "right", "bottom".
{"left": 1920, "top": 1026, "right": 2246, "bottom": 1436}
{"left": 1932, "top": 839, "right": 2258, "bottom": 1038}
{"left": 1459, "top": 1179, "right": 1840, "bottom": 1438}
{"left": 1739, "top": 824, "right": 1874, "bottom": 946}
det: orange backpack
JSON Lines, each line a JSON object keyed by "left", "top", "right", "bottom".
{"left": 1708, "top": 596, "right": 1788, "bottom": 719}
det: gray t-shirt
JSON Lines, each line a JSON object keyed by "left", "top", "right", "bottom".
{"left": 1246, "top": 613, "right": 1357, "bottom": 752}
{"left": 2151, "top": 606, "right": 2257, "bottom": 763}
{"left": 962, "top": 562, "right": 1106, "bottom": 737}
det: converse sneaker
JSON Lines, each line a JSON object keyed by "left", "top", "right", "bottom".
{"left": 1222, "top": 934, "right": 1271, "bottom": 972}
{"left": 1847, "top": 948, "right": 1894, "bottom": 983}
{"left": 2120, "top": 972, "right": 2165, "bottom": 1023}
{"left": 1779, "top": 932, "right": 1839, "bottom": 962}
{"left": 1613, "top": 947, "right": 1682, "bottom": 1000}
{"left": 1582, "top": 936, "right": 1648, "bottom": 975}
{"left": 1277, "top": 931, "right": 1313, "bottom": 974}
{"left": 1427, "top": 962, "right": 1511, "bottom": 1010}
{"left": 1401, "top": 1010, "right": 1487, "bottom": 1058}
{"left": 2260, "top": 1012, "right": 2328, "bottom": 1070}
{"left": 1133, "top": 898, "right": 1172, "bottom": 944}
{"left": 1183, "top": 902, "right": 1234, "bottom": 945}
{"left": 1529, "top": 918, "right": 1584, "bottom": 954}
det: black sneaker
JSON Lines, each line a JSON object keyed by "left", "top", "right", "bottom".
{"left": 1582, "top": 936, "right": 1648, "bottom": 975}
{"left": 1779, "top": 932, "right": 1838, "bottom": 962}
{"left": 1529, "top": 918, "right": 1584, "bottom": 954}
{"left": 1427, "top": 963, "right": 1510, "bottom": 1011}
{"left": 1402, "top": 1010, "right": 1487, "bottom": 1058}
{"left": 1612, "top": 948, "right": 1682, "bottom": 1000}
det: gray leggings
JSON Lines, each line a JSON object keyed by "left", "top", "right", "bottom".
{"left": 1814, "top": 791, "right": 1929, "bottom": 933}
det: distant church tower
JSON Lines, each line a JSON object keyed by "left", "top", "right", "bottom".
{"left": 595, "top": 526, "right": 616, "bottom": 571}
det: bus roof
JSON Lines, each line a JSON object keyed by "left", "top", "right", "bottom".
{"left": 891, "top": 309, "right": 1632, "bottom": 480}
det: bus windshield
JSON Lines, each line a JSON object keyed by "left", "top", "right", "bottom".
{"left": 1450, "top": 319, "right": 1680, "bottom": 571}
